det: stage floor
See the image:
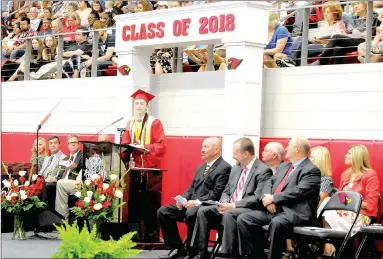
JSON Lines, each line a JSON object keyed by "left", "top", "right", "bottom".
{"left": 1, "top": 232, "right": 169, "bottom": 258}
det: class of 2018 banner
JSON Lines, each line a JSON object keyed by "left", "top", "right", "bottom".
{"left": 121, "top": 13, "right": 236, "bottom": 42}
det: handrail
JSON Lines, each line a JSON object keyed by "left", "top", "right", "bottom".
{"left": 0, "top": 27, "right": 115, "bottom": 43}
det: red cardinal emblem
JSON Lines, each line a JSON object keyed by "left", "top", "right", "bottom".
{"left": 227, "top": 57, "right": 243, "bottom": 70}
{"left": 118, "top": 65, "right": 131, "bottom": 76}
{"left": 339, "top": 193, "right": 352, "bottom": 205}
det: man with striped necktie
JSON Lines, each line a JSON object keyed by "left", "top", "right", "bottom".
{"left": 192, "top": 137, "right": 273, "bottom": 259}
{"left": 237, "top": 136, "right": 321, "bottom": 259}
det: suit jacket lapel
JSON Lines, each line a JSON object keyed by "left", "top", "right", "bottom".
{"left": 282, "top": 158, "right": 310, "bottom": 189}
{"left": 231, "top": 166, "right": 242, "bottom": 196}
{"left": 204, "top": 157, "right": 221, "bottom": 178}
{"left": 193, "top": 163, "right": 207, "bottom": 189}
{"left": 241, "top": 159, "right": 260, "bottom": 197}
{"left": 272, "top": 163, "right": 292, "bottom": 193}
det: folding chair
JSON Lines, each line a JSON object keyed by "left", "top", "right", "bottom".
{"left": 293, "top": 191, "right": 363, "bottom": 259}
{"left": 354, "top": 194, "right": 383, "bottom": 259}
{"left": 188, "top": 218, "right": 223, "bottom": 259}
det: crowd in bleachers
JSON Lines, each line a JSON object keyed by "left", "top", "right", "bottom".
{"left": 1, "top": 1, "right": 383, "bottom": 82}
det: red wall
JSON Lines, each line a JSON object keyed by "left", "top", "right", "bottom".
{"left": 3, "top": 133, "right": 383, "bottom": 238}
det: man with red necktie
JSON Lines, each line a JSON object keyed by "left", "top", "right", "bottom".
{"left": 191, "top": 137, "right": 272, "bottom": 259}
{"left": 237, "top": 136, "right": 321, "bottom": 259}
{"left": 124, "top": 89, "right": 166, "bottom": 168}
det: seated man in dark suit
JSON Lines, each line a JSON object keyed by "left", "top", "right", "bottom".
{"left": 55, "top": 135, "right": 83, "bottom": 219}
{"left": 237, "top": 136, "right": 321, "bottom": 259}
{"left": 192, "top": 137, "right": 272, "bottom": 258}
{"left": 157, "top": 137, "right": 231, "bottom": 259}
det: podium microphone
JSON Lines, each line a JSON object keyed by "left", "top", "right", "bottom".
{"left": 91, "top": 117, "right": 124, "bottom": 140}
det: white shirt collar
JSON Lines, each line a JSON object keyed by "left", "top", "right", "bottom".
{"left": 244, "top": 157, "right": 257, "bottom": 171}
{"left": 207, "top": 156, "right": 220, "bottom": 168}
{"left": 69, "top": 150, "right": 80, "bottom": 161}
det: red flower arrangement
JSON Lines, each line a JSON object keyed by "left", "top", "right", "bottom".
{"left": 1, "top": 163, "right": 45, "bottom": 240}
{"left": 71, "top": 173, "right": 125, "bottom": 224}
{"left": 1, "top": 164, "right": 45, "bottom": 213}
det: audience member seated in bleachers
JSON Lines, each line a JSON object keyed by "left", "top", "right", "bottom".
{"left": 157, "top": 137, "right": 231, "bottom": 259}
{"left": 86, "top": 11, "right": 100, "bottom": 42}
{"left": 311, "top": 1, "right": 381, "bottom": 65}
{"left": 91, "top": 0, "right": 104, "bottom": 15}
{"left": 51, "top": 18, "right": 63, "bottom": 36}
{"left": 264, "top": 12, "right": 293, "bottom": 68}
{"left": 192, "top": 138, "right": 272, "bottom": 259}
{"left": 62, "top": 27, "right": 92, "bottom": 78}
{"left": 285, "top": 146, "right": 335, "bottom": 258}
{"left": 76, "top": 0, "right": 92, "bottom": 26}
{"left": 7, "top": 38, "right": 50, "bottom": 81}
{"left": 358, "top": 24, "right": 383, "bottom": 63}
{"left": 321, "top": 144, "right": 380, "bottom": 257}
{"left": 37, "top": 18, "right": 52, "bottom": 36}
{"left": 28, "top": 7, "right": 41, "bottom": 32}
{"left": 100, "top": 11, "right": 115, "bottom": 35}
{"left": 156, "top": 1, "right": 169, "bottom": 10}
{"left": 55, "top": 135, "right": 83, "bottom": 220}
{"left": 62, "top": 12, "right": 81, "bottom": 44}
{"left": 42, "top": 7, "right": 53, "bottom": 20}
{"left": 42, "top": 36, "right": 57, "bottom": 61}
{"left": 261, "top": 142, "right": 284, "bottom": 175}
{"left": 56, "top": 2, "right": 78, "bottom": 27}
{"left": 1, "top": 22, "right": 21, "bottom": 59}
{"left": 7, "top": 17, "right": 36, "bottom": 60}
{"left": 80, "top": 20, "right": 115, "bottom": 77}
{"left": 30, "top": 137, "right": 49, "bottom": 172}
{"left": 237, "top": 136, "right": 321, "bottom": 259}
{"left": 277, "top": 4, "right": 347, "bottom": 67}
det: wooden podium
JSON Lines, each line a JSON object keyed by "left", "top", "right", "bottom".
{"left": 80, "top": 141, "right": 166, "bottom": 243}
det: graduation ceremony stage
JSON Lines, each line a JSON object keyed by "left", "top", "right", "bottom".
{"left": 1, "top": 232, "right": 168, "bottom": 258}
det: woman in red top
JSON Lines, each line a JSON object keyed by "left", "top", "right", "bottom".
{"left": 322, "top": 144, "right": 380, "bottom": 257}
{"left": 62, "top": 13, "right": 80, "bottom": 43}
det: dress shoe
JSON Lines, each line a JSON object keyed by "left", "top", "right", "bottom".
{"left": 159, "top": 249, "right": 187, "bottom": 259}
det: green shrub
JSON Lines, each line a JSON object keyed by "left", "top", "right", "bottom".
{"left": 51, "top": 221, "right": 141, "bottom": 259}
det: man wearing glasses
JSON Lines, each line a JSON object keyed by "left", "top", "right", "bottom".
{"left": 55, "top": 135, "right": 83, "bottom": 219}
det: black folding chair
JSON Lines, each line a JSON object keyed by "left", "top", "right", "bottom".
{"left": 293, "top": 191, "right": 363, "bottom": 259}
{"left": 188, "top": 218, "right": 223, "bottom": 259}
{"left": 354, "top": 194, "right": 383, "bottom": 259}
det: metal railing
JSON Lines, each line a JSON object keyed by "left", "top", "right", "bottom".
{"left": 1, "top": 0, "right": 381, "bottom": 82}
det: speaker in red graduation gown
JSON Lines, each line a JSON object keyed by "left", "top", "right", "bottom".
{"left": 124, "top": 89, "right": 166, "bottom": 168}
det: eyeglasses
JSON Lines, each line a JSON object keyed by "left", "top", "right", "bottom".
{"left": 68, "top": 141, "right": 79, "bottom": 145}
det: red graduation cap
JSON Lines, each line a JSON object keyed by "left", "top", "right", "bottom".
{"left": 130, "top": 89, "right": 155, "bottom": 104}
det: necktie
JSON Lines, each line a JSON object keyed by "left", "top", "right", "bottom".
{"left": 274, "top": 165, "right": 295, "bottom": 194}
{"left": 231, "top": 167, "right": 249, "bottom": 203}
{"left": 204, "top": 164, "right": 211, "bottom": 175}
{"left": 62, "top": 156, "right": 74, "bottom": 179}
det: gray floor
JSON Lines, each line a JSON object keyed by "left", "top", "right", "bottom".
{"left": 1, "top": 232, "right": 169, "bottom": 258}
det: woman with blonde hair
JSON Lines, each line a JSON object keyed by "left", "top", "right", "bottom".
{"left": 284, "top": 146, "right": 335, "bottom": 259}
{"left": 321, "top": 144, "right": 380, "bottom": 257}
{"left": 30, "top": 137, "right": 48, "bottom": 171}
{"left": 263, "top": 12, "right": 293, "bottom": 68}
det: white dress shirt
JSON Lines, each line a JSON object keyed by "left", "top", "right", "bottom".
{"left": 232, "top": 157, "right": 257, "bottom": 207}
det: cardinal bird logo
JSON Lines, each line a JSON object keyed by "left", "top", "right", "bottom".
{"left": 118, "top": 65, "right": 131, "bottom": 76}
{"left": 227, "top": 57, "right": 243, "bottom": 70}
{"left": 339, "top": 193, "right": 352, "bottom": 205}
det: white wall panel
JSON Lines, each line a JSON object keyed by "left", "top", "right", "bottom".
{"left": 2, "top": 63, "right": 382, "bottom": 140}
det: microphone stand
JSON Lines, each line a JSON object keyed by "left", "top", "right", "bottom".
{"left": 116, "top": 127, "right": 126, "bottom": 224}
{"left": 32, "top": 102, "right": 61, "bottom": 240}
